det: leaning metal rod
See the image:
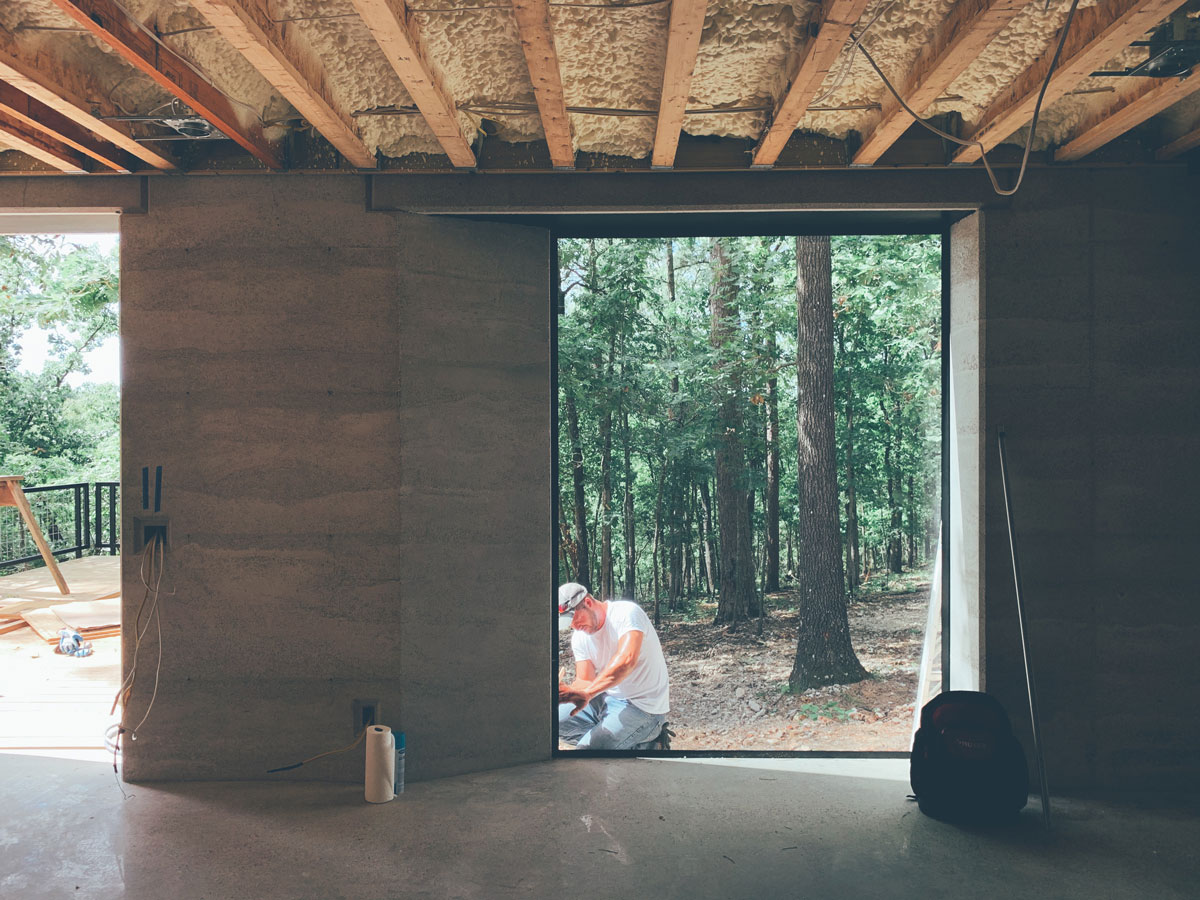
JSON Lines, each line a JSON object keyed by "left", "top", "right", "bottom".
{"left": 997, "top": 429, "right": 1051, "bottom": 830}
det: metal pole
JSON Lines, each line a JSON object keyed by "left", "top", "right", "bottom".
{"left": 997, "top": 429, "right": 1051, "bottom": 830}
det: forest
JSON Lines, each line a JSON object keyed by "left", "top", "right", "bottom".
{"left": 557, "top": 234, "right": 941, "bottom": 692}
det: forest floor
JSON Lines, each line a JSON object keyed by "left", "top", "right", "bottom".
{"left": 560, "top": 571, "right": 933, "bottom": 753}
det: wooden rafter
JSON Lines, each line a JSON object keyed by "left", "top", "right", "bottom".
{"left": 190, "top": 0, "right": 377, "bottom": 168}
{"left": 1055, "top": 74, "right": 1200, "bottom": 161}
{"left": 753, "top": 0, "right": 872, "bottom": 168}
{"left": 0, "top": 26, "right": 176, "bottom": 171}
{"left": 853, "top": 0, "right": 1034, "bottom": 166}
{"left": 954, "top": 0, "right": 1191, "bottom": 164}
{"left": 349, "top": 0, "right": 475, "bottom": 167}
{"left": 0, "top": 80, "right": 136, "bottom": 173}
{"left": 1156, "top": 125, "right": 1200, "bottom": 161}
{"left": 47, "top": 0, "right": 283, "bottom": 170}
{"left": 510, "top": 0, "right": 573, "bottom": 169}
{"left": 0, "top": 108, "right": 88, "bottom": 173}
{"left": 651, "top": 0, "right": 708, "bottom": 169}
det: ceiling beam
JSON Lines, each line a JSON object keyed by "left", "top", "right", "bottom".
{"left": 510, "top": 0, "right": 573, "bottom": 169}
{"left": 191, "top": 0, "right": 377, "bottom": 168}
{"left": 1156, "top": 124, "right": 1200, "bottom": 161}
{"left": 853, "top": 0, "right": 1034, "bottom": 166}
{"left": 1055, "top": 74, "right": 1200, "bottom": 161}
{"left": 651, "top": 0, "right": 708, "bottom": 169}
{"left": 753, "top": 0, "right": 872, "bottom": 168}
{"left": 954, "top": 0, "right": 1191, "bottom": 164}
{"left": 0, "top": 80, "right": 136, "bottom": 174}
{"left": 0, "top": 26, "right": 176, "bottom": 170}
{"left": 47, "top": 0, "right": 283, "bottom": 170}
{"left": 0, "top": 108, "right": 89, "bottom": 174}
{"left": 349, "top": 0, "right": 475, "bottom": 167}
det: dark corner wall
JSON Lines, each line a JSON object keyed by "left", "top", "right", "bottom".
{"left": 961, "top": 168, "right": 1200, "bottom": 791}
{"left": 1, "top": 162, "right": 1196, "bottom": 792}
{"left": 117, "top": 177, "right": 551, "bottom": 782}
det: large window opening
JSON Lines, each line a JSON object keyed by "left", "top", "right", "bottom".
{"left": 555, "top": 232, "right": 944, "bottom": 754}
{"left": 0, "top": 218, "right": 121, "bottom": 762}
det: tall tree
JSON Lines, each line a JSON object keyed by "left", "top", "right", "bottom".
{"left": 764, "top": 331, "right": 780, "bottom": 593}
{"left": 563, "top": 387, "right": 591, "bottom": 588}
{"left": 709, "top": 238, "right": 757, "bottom": 626}
{"left": 790, "top": 235, "right": 867, "bottom": 690}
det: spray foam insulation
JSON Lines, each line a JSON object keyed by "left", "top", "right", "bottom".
{"left": 0, "top": 0, "right": 1197, "bottom": 163}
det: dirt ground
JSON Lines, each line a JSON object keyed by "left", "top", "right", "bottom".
{"left": 560, "top": 578, "right": 933, "bottom": 752}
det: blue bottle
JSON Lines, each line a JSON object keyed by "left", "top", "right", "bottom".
{"left": 395, "top": 732, "right": 405, "bottom": 795}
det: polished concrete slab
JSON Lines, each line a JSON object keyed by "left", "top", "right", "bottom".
{"left": 1, "top": 753, "right": 1196, "bottom": 899}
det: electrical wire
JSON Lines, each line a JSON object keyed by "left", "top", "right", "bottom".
{"left": 854, "top": 0, "right": 1083, "bottom": 197}
{"left": 808, "top": 0, "right": 899, "bottom": 110}
{"left": 107, "top": 534, "right": 168, "bottom": 785}
{"left": 266, "top": 725, "right": 370, "bottom": 774}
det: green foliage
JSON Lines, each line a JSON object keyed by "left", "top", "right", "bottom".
{"left": 0, "top": 236, "right": 119, "bottom": 486}
{"left": 557, "top": 235, "right": 941, "bottom": 608}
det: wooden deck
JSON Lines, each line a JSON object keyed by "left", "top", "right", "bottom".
{"left": 0, "top": 555, "right": 121, "bottom": 759}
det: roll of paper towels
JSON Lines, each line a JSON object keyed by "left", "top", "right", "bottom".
{"left": 365, "top": 725, "right": 396, "bottom": 803}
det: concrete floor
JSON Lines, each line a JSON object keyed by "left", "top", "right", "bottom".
{"left": 2, "top": 753, "right": 1197, "bottom": 900}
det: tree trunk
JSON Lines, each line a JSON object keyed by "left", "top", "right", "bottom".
{"left": 558, "top": 493, "right": 575, "bottom": 581}
{"left": 652, "top": 459, "right": 665, "bottom": 628}
{"left": 765, "top": 342, "right": 780, "bottom": 593}
{"left": 790, "top": 235, "right": 868, "bottom": 690}
{"left": 699, "top": 478, "right": 717, "bottom": 597}
{"left": 598, "top": 334, "right": 617, "bottom": 599}
{"left": 565, "top": 390, "right": 590, "bottom": 588}
{"left": 622, "top": 407, "right": 636, "bottom": 598}
{"left": 843, "top": 339, "right": 861, "bottom": 595}
{"left": 709, "top": 238, "right": 756, "bottom": 626}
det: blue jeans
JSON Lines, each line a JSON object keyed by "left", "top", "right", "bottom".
{"left": 558, "top": 693, "right": 666, "bottom": 750}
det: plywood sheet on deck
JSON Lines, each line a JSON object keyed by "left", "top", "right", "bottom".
{"left": 0, "top": 555, "right": 120, "bottom": 613}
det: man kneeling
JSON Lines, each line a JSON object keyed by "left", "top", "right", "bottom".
{"left": 557, "top": 582, "right": 670, "bottom": 750}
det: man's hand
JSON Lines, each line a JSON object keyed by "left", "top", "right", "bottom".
{"left": 558, "top": 685, "right": 590, "bottom": 715}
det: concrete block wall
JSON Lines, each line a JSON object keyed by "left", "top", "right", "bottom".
{"left": 976, "top": 168, "right": 1200, "bottom": 790}
{"left": 118, "top": 177, "right": 551, "bottom": 782}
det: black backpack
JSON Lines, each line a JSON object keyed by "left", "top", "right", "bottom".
{"left": 910, "top": 691, "right": 1029, "bottom": 823}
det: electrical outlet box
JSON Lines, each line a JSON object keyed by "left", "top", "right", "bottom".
{"left": 352, "top": 699, "right": 380, "bottom": 733}
{"left": 132, "top": 515, "right": 170, "bottom": 553}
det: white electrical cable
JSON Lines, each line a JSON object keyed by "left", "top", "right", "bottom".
{"left": 855, "top": 0, "right": 1083, "bottom": 197}
{"left": 809, "top": 0, "right": 900, "bottom": 109}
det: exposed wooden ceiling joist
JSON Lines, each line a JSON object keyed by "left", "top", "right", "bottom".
{"left": 190, "top": 0, "right": 377, "bottom": 168}
{"left": 853, "top": 0, "right": 1034, "bottom": 167}
{"left": 350, "top": 0, "right": 476, "bottom": 167}
{"left": 1156, "top": 125, "right": 1200, "bottom": 161}
{"left": 953, "top": 0, "right": 1191, "bottom": 164}
{"left": 753, "top": 0, "right": 872, "bottom": 168}
{"left": 510, "top": 0, "right": 573, "bottom": 169}
{"left": 0, "top": 108, "right": 88, "bottom": 174}
{"left": 651, "top": 0, "right": 708, "bottom": 169}
{"left": 1056, "top": 74, "right": 1200, "bottom": 161}
{"left": 0, "top": 26, "right": 176, "bottom": 171}
{"left": 47, "top": 0, "right": 284, "bottom": 171}
{"left": 0, "top": 80, "right": 135, "bottom": 174}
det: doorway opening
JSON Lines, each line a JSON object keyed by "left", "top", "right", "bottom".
{"left": 0, "top": 215, "right": 121, "bottom": 761}
{"left": 554, "top": 231, "right": 945, "bottom": 754}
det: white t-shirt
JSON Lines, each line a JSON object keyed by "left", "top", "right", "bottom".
{"left": 571, "top": 600, "right": 670, "bottom": 715}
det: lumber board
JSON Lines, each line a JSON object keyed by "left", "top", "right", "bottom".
{"left": 350, "top": 0, "right": 476, "bottom": 167}
{"left": 511, "top": 0, "right": 574, "bottom": 168}
{"left": 753, "top": 0, "right": 872, "bottom": 167}
{"left": 954, "top": 0, "right": 1192, "bottom": 164}
{"left": 192, "top": 0, "right": 376, "bottom": 168}
{"left": 48, "top": 0, "right": 283, "bottom": 170}
{"left": 0, "top": 24, "right": 176, "bottom": 170}
{"left": 1055, "top": 73, "right": 1200, "bottom": 161}
{"left": 853, "top": 0, "right": 1034, "bottom": 166}
{"left": 651, "top": 0, "right": 708, "bottom": 168}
